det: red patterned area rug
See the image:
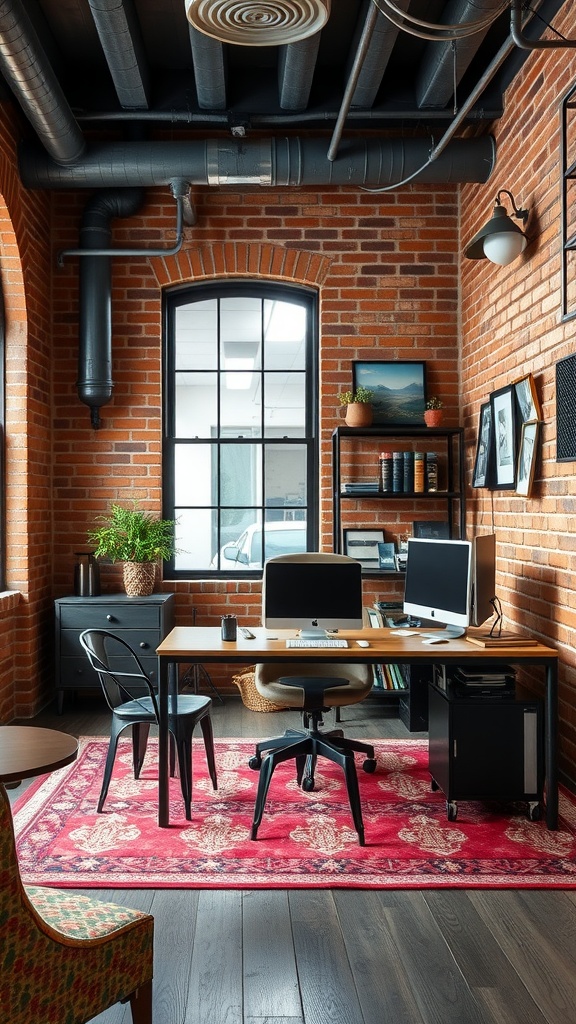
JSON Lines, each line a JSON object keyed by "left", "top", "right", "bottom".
{"left": 12, "top": 737, "right": 576, "bottom": 890}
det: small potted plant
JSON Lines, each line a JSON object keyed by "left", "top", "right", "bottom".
{"left": 424, "top": 397, "right": 444, "bottom": 428}
{"left": 88, "top": 501, "right": 177, "bottom": 596}
{"left": 338, "top": 385, "right": 374, "bottom": 427}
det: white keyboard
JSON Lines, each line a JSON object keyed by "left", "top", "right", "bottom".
{"left": 286, "top": 638, "right": 349, "bottom": 649}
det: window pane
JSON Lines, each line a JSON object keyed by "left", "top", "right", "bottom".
{"left": 264, "top": 444, "right": 307, "bottom": 517}
{"left": 221, "top": 443, "right": 261, "bottom": 506}
{"left": 264, "top": 298, "right": 306, "bottom": 370}
{"left": 174, "top": 509, "right": 214, "bottom": 570}
{"left": 221, "top": 373, "right": 262, "bottom": 435}
{"left": 264, "top": 371, "right": 305, "bottom": 433}
{"left": 175, "top": 299, "right": 217, "bottom": 369}
{"left": 174, "top": 443, "right": 213, "bottom": 506}
{"left": 175, "top": 372, "right": 217, "bottom": 438}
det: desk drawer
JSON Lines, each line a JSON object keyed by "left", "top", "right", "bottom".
{"left": 59, "top": 604, "right": 161, "bottom": 630}
{"left": 61, "top": 628, "right": 158, "bottom": 659}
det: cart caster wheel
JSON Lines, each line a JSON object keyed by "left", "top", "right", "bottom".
{"left": 528, "top": 801, "right": 541, "bottom": 822}
{"left": 447, "top": 801, "right": 458, "bottom": 822}
{"left": 302, "top": 776, "right": 315, "bottom": 792}
{"left": 248, "top": 755, "right": 262, "bottom": 771}
{"left": 431, "top": 777, "right": 439, "bottom": 791}
{"left": 362, "top": 758, "right": 377, "bottom": 773}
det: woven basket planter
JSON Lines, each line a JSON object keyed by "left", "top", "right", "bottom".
{"left": 231, "top": 668, "right": 289, "bottom": 712}
{"left": 122, "top": 561, "right": 156, "bottom": 597}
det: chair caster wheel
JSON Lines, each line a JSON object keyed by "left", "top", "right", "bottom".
{"left": 528, "top": 801, "right": 541, "bottom": 821}
{"left": 248, "top": 755, "right": 262, "bottom": 771}
{"left": 362, "top": 758, "right": 377, "bottom": 773}
{"left": 302, "top": 776, "right": 315, "bottom": 792}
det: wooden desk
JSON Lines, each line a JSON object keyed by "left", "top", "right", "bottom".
{"left": 156, "top": 627, "right": 558, "bottom": 830}
{"left": 0, "top": 726, "right": 78, "bottom": 784}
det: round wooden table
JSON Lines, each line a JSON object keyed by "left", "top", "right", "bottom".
{"left": 0, "top": 726, "right": 78, "bottom": 784}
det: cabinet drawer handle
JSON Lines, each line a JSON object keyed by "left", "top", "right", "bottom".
{"left": 139, "top": 642, "right": 149, "bottom": 650}
{"left": 106, "top": 615, "right": 117, "bottom": 622}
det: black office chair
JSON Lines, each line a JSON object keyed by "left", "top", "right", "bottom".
{"left": 248, "top": 553, "right": 376, "bottom": 845}
{"left": 79, "top": 628, "right": 217, "bottom": 820}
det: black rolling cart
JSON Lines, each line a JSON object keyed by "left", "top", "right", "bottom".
{"left": 428, "top": 666, "right": 544, "bottom": 822}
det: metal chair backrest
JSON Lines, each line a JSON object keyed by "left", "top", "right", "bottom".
{"left": 79, "top": 628, "right": 159, "bottom": 719}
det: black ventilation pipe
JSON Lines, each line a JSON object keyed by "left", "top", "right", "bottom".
{"left": 78, "top": 188, "right": 144, "bottom": 428}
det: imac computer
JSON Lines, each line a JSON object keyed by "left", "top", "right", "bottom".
{"left": 263, "top": 554, "right": 364, "bottom": 638}
{"left": 403, "top": 535, "right": 496, "bottom": 639}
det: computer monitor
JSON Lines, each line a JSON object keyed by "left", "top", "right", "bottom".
{"left": 403, "top": 535, "right": 496, "bottom": 638}
{"left": 263, "top": 554, "right": 364, "bottom": 638}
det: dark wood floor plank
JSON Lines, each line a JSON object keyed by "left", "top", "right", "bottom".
{"left": 334, "top": 889, "right": 425, "bottom": 1024}
{"left": 470, "top": 890, "right": 576, "bottom": 1024}
{"left": 423, "top": 891, "right": 548, "bottom": 1024}
{"left": 243, "top": 890, "right": 302, "bottom": 1019}
{"left": 184, "top": 888, "right": 243, "bottom": 1024}
{"left": 376, "top": 890, "right": 486, "bottom": 1024}
{"left": 289, "top": 889, "right": 364, "bottom": 1024}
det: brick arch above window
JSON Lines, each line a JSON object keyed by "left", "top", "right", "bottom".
{"left": 151, "top": 241, "right": 333, "bottom": 289}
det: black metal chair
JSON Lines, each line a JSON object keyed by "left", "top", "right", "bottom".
{"left": 79, "top": 628, "right": 217, "bottom": 820}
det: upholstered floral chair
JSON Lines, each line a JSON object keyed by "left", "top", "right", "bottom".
{"left": 0, "top": 782, "right": 154, "bottom": 1023}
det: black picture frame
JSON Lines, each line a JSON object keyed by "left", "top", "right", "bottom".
{"left": 556, "top": 354, "right": 576, "bottom": 462}
{"left": 472, "top": 401, "right": 494, "bottom": 488}
{"left": 490, "top": 384, "right": 517, "bottom": 489}
{"left": 412, "top": 520, "right": 450, "bottom": 539}
{"left": 352, "top": 360, "right": 426, "bottom": 426}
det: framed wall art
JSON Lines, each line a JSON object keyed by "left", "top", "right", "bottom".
{"left": 343, "top": 528, "right": 385, "bottom": 569}
{"left": 556, "top": 353, "right": 576, "bottom": 461}
{"left": 472, "top": 401, "right": 493, "bottom": 488}
{"left": 516, "top": 420, "right": 540, "bottom": 497}
{"left": 490, "top": 385, "right": 517, "bottom": 489}
{"left": 412, "top": 520, "right": 450, "bottom": 539}
{"left": 352, "top": 360, "right": 426, "bottom": 426}
{"left": 514, "top": 372, "right": 542, "bottom": 424}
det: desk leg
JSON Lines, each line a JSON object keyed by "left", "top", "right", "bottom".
{"left": 545, "top": 661, "right": 558, "bottom": 831}
{"left": 158, "top": 657, "right": 170, "bottom": 827}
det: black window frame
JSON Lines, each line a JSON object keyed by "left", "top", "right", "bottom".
{"left": 162, "top": 280, "right": 319, "bottom": 579}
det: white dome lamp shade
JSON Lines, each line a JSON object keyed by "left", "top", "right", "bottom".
{"left": 464, "top": 190, "right": 529, "bottom": 267}
{"left": 185, "top": 0, "right": 330, "bottom": 46}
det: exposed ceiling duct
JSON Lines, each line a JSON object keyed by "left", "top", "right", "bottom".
{"left": 19, "top": 135, "right": 496, "bottom": 190}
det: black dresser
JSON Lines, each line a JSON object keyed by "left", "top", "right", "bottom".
{"left": 54, "top": 593, "right": 175, "bottom": 712}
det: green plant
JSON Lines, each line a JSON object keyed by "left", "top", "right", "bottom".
{"left": 88, "top": 502, "right": 177, "bottom": 563}
{"left": 426, "top": 396, "right": 443, "bottom": 410}
{"left": 338, "top": 386, "right": 374, "bottom": 406}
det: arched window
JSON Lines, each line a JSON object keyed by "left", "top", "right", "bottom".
{"left": 163, "top": 281, "right": 318, "bottom": 577}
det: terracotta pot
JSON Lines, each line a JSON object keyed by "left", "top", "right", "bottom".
{"left": 345, "top": 402, "right": 373, "bottom": 427}
{"left": 424, "top": 409, "right": 443, "bottom": 428}
{"left": 123, "top": 561, "right": 156, "bottom": 597}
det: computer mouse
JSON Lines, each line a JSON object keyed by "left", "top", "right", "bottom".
{"left": 422, "top": 637, "right": 449, "bottom": 645}
{"left": 357, "top": 639, "right": 370, "bottom": 648}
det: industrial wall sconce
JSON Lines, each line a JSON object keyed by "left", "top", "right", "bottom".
{"left": 464, "top": 189, "right": 529, "bottom": 266}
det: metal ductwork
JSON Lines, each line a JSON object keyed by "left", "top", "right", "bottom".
{"left": 87, "top": 0, "right": 150, "bottom": 109}
{"left": 19, "top": 135, "right": 496, "bottom": 189}
{"left": 0, "top": 0, "right": 85, "bottom": 165}
{"left": 77, "top": 188, "right": 144, "bottom": 429}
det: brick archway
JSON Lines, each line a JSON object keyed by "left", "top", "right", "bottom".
{"left": 151, "top": 241, "right": 333, "bottom": 289}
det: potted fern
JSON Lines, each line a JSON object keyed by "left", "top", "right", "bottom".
{"left": 338, "top": 385, "right": 374, "bottom": 427}
{"left": 88, "top": 501, "right": 177, "bottom": 596}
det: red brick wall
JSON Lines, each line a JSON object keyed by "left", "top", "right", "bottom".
{"left": 49, "top": 182, "right": 459, "bottom": 689}
{"left": 461, "top": 7, "right": 576, "bottom": 787}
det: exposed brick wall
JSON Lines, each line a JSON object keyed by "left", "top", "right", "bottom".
{"left": 49, "top": 181, "right": 459, "bottom": 690}
{"left": 0, "top": 101, "right": 55, "bottom": 720}
{"left": 461, "top": 7, "right": 576, "bottom": 787}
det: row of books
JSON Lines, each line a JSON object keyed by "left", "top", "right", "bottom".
{"left": 372, "top": 662, "right": 407, "bottom": 690}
